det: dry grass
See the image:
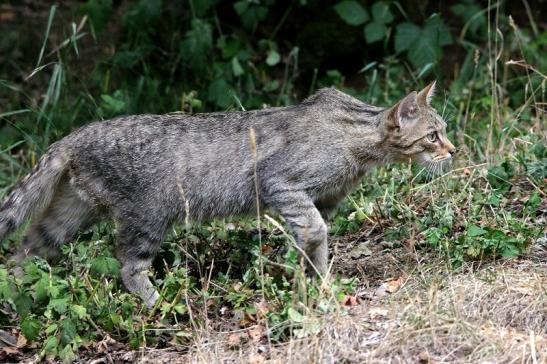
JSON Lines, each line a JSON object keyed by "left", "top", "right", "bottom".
{"left": 103, "top": 249, "right": 546, "bottom": 364}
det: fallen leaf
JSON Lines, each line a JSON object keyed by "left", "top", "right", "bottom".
{"left": 374, "top": 277, "right": 403, "bottom": 298}
{"left": 15, "top": 334, "right": 27, "bottom": 348}
{"left": 239, "top": 312, "right": 257, "bottom": 327}
{"left": 1, "top": 346, "right": 19, "bottom": 355}
{"left": 386, "top": 277, "right": 403, "bottom": 293}
{"left": 96, "top": 336, "right": 117, "bottom": 354}
{"left": 341, "top": 295, "right": 360, "bottom": 306}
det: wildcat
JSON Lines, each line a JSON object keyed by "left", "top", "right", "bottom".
{"left": 0, "top": 82, "right": 455, "bottom": 308}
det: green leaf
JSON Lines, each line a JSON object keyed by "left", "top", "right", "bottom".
{"left": 526, "top": 192, "right": 541, "bottom": 211}
{"left": 231, "top": 57, "right": 244, "bottom": 76}
{"left": 91, "top": 257, "right": 121, "bottom": 277}
{"left": 71, "top": 304, "right": 87, "bottom": 319}
{"left": 424, "top": 16, "right": 453, "bottom": 46}
{"left": 487, "top": 193, "right": 501, "bottom": 207}
{"left": 263, "top": 80, "right": 279, "bottom": 92}
{"left": 487, "top": 165, "right": 511, "bottom": 191}
{"left": 371, "top": 1, "right": 393, "bottom": 23}
{"left": 287, "top": 307, "right": 304, "bottom": 323}
{"left": 124, "top": 0, "right": 163, "bottom": 29}
{"left": 407, "top": 40, "right": 438, "bottom": 69}
{"left": 59, "top": 344, "right": 76, "bottom": 363}
{"left": 45, "top": 323, "right": 58, "bottom": 335}
{"left": 364, "top": 21, "right": 387, "bottom": 43}
{"left": 181, "top": 19, "right": 213, "bottom": 71}
{"left": 79, "top": 0, "right": 113, "bottom": 33}
{"left": 394, "top": 22, "right": 420, "bottom": 53}
{"left": 21, "top": 316, "right": 41, "bottom": 342}
{"left": 450, "top": 1, "right": 485, "bottom": 35}
{"left": 208, "top": 78, "right": 233, "bottom": 108}
{"left": 233, "top": 1, "right": 249, "bottom": 15}
{"left": 100, "top": 94, "right": 126, "bottom": 113}
{"left": 266, "top": 50, "right": 281, "bottom": 66}
{"left": 218, "top": 35, "right": 242, "bottom": 59}
{"left": 193, "top": 0, "right": 214, "bottom": 16}
{"left": 467, "top": 224, "right": 487, "bottom": 237}
{"left": 0, "top": 268, "right": 14, "bottom": 299}
{"left": 334, "top": 1, "right": 369, "bottom": 26}
{"left": 49, "top": 298, "right": 70, "bottom": 314}
{"left": 501, "top": 244, "right": 520, "bottom": 258}
{"left": 14, "top": 294, "right": 34, "bottom": 317}
{"left": 234, "top": 2, "right": 268, "bottom": 29}
{"left": 60, "top": 319, "right": 77, "bottom": 346}
{"left": 395, "top": 17, "right": 452, "bottom": 68}
{"left": 42, "top": 336, "right": 59, "bottom": 357}
{"left": 32, "top": 275, "right": 49, "bottom": 302}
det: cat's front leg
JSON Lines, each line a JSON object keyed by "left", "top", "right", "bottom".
{"left": 267, "top": 191, "right": 329, "bottom": 277}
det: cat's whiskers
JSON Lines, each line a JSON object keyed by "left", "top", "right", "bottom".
{"left": 411, "top": 165, "right": 428, "bottom": 183}
{"left": 425, "top": 160, "right": 436, "bottom": 181}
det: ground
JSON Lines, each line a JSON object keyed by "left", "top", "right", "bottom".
{"left": 6, "top": 230, "right": 544, "bottom": 364}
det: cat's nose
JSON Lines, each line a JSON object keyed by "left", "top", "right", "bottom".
{"left": 448, "top": 146, "right": 456, "bottom": 156}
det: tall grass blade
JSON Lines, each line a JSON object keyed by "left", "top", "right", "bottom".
{"left": 36, "top": 5, "right": 57, "bottom": 68}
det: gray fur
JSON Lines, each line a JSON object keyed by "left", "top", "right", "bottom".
{"left": 0, "top": 85, "right": 455, "bottom": 307}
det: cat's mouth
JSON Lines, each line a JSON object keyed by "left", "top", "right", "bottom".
{"left": 432, "top": 154, "right": 452, "bottom": 162}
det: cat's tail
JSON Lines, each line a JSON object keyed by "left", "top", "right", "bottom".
{"left": 0, "top": 143, "right": 69, "bottom": 242}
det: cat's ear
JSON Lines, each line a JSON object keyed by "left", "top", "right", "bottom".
{"left": 390, "top": 91, "right": 418, "bottom": 128}
{"left": 417, "top": 80, "right": 436, "bottom": 106}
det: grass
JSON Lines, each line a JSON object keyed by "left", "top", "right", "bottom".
{"left": 0, "top": 3, "right": 546, "bottom": 363}
{"left": 174, "top": 257, "right": 546, "bottom": 364}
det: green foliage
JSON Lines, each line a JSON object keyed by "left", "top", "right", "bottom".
{"left": 450, "top": 0, "right": 487, "bottom": 37}
{"left": 79, "top": 0, "right": 112, "bottom": 33}
{"left": 334, "top": 1, "right": 454, "bottom": 70}
{"left": 334, "top": 1, "right": 370, "bottom": 26}
{"left": 394, "top": 15, "right": 453, "bottom": 69}
{"left": 180, "top": 19, "right": 213, "bottom": 71}
{"left": 364, "top": 2, "right": 394, "bottom": 43}
{"left": 234, "top": 1, "right": 269, "bottom": 30}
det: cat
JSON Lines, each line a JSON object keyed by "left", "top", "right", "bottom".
{"left": 0, "top": 81, "right": 455, "bottom": 308}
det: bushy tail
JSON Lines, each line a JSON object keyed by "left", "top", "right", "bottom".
{"left": 0, "top": 143, "right": 68, "bottom": 242}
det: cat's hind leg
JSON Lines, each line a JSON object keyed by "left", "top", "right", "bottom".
{"left": 115, "top": 221, "right": 167, "bottom": 308}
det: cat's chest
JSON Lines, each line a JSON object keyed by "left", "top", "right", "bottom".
{"left": 313, "top": 163, "right": 369, "bottom": 209}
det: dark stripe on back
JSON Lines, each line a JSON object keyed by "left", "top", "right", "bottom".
{"left": 5, "top": 218, "right": 16, "bottom": 231}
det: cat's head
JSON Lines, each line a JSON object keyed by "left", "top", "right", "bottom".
{"left": 385, "top": 81, "right": 456, "bottom": 173}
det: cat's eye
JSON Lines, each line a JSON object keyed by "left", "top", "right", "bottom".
{"left": 426, "top": 132, "right": 438, "bottom": 143}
